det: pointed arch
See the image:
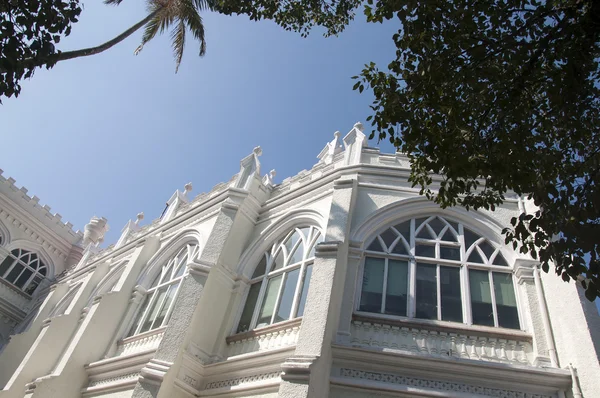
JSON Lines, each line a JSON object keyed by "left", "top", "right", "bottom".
{"left": 136, "top": 228, "right": 204, "bottom": 288}
{"left": 86, "top": 261, "right": 128, "bottom": 306}
{"left": 0, "top": 220, "right": 10, "bottom": 247}
{"left": 4, "top": 239, "right": 55, "bottom": 279}
{"left": 236, "top": 208, "right": 327, "bottom": 277}
{"left": 48, "top": 282, "right": 82, "bottom": 318}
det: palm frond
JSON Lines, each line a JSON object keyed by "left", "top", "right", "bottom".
{"left": 104, "top": 0, "right": 125, "bottom": 5}
{"left": 171, "top": 19, "right": 186, "bottom": 72}
{"left": 181, "top": 0, "right": 207, "bottom": 56}
{"left": 193, "top": 0, "right": 217, "bottom": 12}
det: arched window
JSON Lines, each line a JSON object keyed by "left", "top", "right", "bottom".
{"left": 0, "top": 249, "right": 47, "bottom": 295}
{"left": 127, "top": 243, "right": 199, "bottom": 337}
{"left": 359, "top": 216, "right": 520, "bottom": 329}
{"left": 236, "top": 226, "right": 323, "bottom": 333}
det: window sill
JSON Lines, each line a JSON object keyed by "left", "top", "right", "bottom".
{"left": 0, "top": 278, "right": 32, "bottom": 299}
{"left": 226, "top": 318, "right": 302, "bottom": 344}
{"left": 119, "top": 325, "right": 167, "bottom": 345}
{"left": 353, "top": 313, "right": 532, "bottom": 342}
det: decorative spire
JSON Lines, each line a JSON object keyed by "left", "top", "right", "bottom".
{"left": 83, "top": 216, "right": 109, "bottom": 247}
{"left": 135, "top": 212, "right": 144, "bottom": 226}
{"left": 263, "top": 169, "right": 277, "bottom": 186}
{"left": 235, "top": 146, "right": 262, "bottom": 189}
{"left": 317, "top": 131, "right": 343, "bottom": 165}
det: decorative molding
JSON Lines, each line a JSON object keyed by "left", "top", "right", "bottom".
{"left": 139, "top": 358, "right": 172, "bottom": 386}
{"left": 226, "top": 319, "right": 301, "bottom": 357}
{"left": 315, "top": 241, "right": 341, "bottom": 257}
{"left": 88, "top": 371, "right": 140, "bottom": 388}
{"left": 203, "top": 371, "right": 280, "bottom": 390}
{"left": 280, "top": 355, "right": 319, "bottom": 382}
{"left": 115, "top": 327, "right": 165, "bottom": 357}
{"left": 336, "top": 368, "right": 554, "bottom": 398}
{"left": 350, "top": 318, "right": 533, "bottom": 366}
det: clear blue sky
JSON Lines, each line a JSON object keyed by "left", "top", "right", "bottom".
{"left": 1, "top": 1, "right": 397, "bottom": 244}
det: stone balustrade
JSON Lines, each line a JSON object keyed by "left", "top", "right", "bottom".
{"left": 115, "top": 327, "right": 165, "bottom": 357}
{"left": 350, "top": 316, "right": 534, "bottom": 366}
{"left": 225, "top": 319, "right": 301, "bottom": 357}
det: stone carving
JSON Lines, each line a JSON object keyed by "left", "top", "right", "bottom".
{"left": 339, "top": 368, "right": 554, "bottom": 398}
{"left": 350, "top": 320, "right": 532, "bottom": 365}
{"left": 203, "top": 371, "right": 280, "bottom": 390}
{"left": 88, "top": 372, "right": 140, "bottom": 387}
{"left": 83, "top": 216, "right": 109, "bottom": 247}
{"left": 114, "top": 329, "right": 165, "bottom": 356}
{"left": 226, "top": 324, "right": 300, "bottom": 357}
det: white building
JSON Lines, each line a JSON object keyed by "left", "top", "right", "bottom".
{"left": 0, "top": 123, "right": 598, "bottom": 398}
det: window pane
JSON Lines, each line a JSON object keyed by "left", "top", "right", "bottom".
{"left": 237, "top": 282, "right": 262, "bottom": 333}
{"left": 493, "top": 273, "right": 520, "bottom": 329}
{"left": 359, "top": 257, "right": 384, "bottom": 313}
{"left": 152, "top": 282, "right": 179, "bottom": 329}
{"left": 493, "top": 253, "right": 509, "bottom": 267}
{"left": 415, "top": 263, "right": 437, "bottom": 320}
{"left": 428, "top": 217, "right": 446, "bottom": 236}
{"left": 393, "top": 221, "right": 410, "bottom": 240}
{"left": 288, "top": 241, "right": 305, "bottom": 265}
{"left": 367, "top": 238, "right": 384, "bottom": 252}
{"left": 296, "top": 265, "right": 312, "bottom": 317}
{"left": 14, "top": 268, "right": 33, "bottom": 289}
{"left": 6, "top": 264, "right": 23, "bottom": 283}
{"left": 440, "top": 246, "right": 460, "bottom": 261}
{"left": 415, "top": 244, "right": 435, "bottom": 258}
{"left": 272, "top": 250, "right": 285, "bottom": 271}
{"left": 467, "top": 250, "right": 484, "bottom": 264}
{"left": 385, "top": 260, "right": 408, "bottom": 316}
{"left": 464, "top": 229, "right": 480, "bottom": 250}
{"left": 257, "top": 275, "right": 282, "bottom": 327}
{"left": 391, "top": 239, "right": 409, "bottom": 255}
{"left": 128, "top": 294, "right": 151, "bottom": 337}
{"left": 0, "top": 257, "right": 14, "bottom": 277}
{"left": 440, "top": 267, "right": 462, "bottom": 322}
{"left": 380, "top": 229, "right": 398, "bottom": 250}
{"left": 24, "top": 276, "right": 42, "bottom": 295}
{"left": 480, "top": 241, "right": 495, "bottom": 260}
{"left": 139, "top": 286, "right": 168, "bottom": 334}
{"left": 252, "top": 255, "right": 267, "bottom": 278}
{"left": 470, "top": 270, "right": 494, "bottom": 326}
{"left": 274, "top": 268, "right": 300, "bottom": 323}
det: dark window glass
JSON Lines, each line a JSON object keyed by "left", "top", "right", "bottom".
{"left": 296, "top": 265, "right": 312, "bottom": 317}
{"left": 440, "top": 266, "right": 462, "bottom": 322}
{"left": 415, "top": 244, "right": 435, "bottom": 258}
{"left": 394, "top": 221, "right": 411, "bottom": 240}
{"left": 252, "top": 255, "right": 267, "bottom": 278}
{"left": 468, "top": 250, "right": 484, "bottom": 263}
{"left": 415, "top": 263, "right": 437, "bottom": 320}
{"left": 359, "top": 257, "right": 384, "bottom": 313}
{"left": 428, "top": 217, "right": 446, "bottom": 236}
{"left": 380, "top": 229, "right": 398, "bottom": 250}
{"left": 274, "top": 268, "right": 300, "bottom": 323}
{"left": 493, "top": 273, "right": 520, "bottom": 329}
{"left": 470, "top": 269, "right": 494, "bottom": 326}
{"left": 237, "top": 283, "right": 261, "bottom": 333}
{"left": 440, "top": 246, "right": 460, "bottom": 261}
{"left": 367, "top": 238, "right": 384, "bottom": 252}
{"left": 385, "top": 260, "right": 408, "bottom": 316}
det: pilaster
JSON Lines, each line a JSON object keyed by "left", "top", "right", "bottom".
{"left": 131, "top": 204, "right": 243, "bottom": 398}
{"left": 22, "top": 238, "right": 160, "bottom": 398}
{"left": 278, "top": 178, "right": 358, "bottom": 398}
{"left": 513, "top": 259, "right": 553, "bottom": 367}
{"left": 0, "top": 282, "right": 68, "bottom": 388}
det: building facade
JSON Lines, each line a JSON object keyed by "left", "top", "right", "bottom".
{"left": 0, "top": 123, "right": 598, "bottom": 398}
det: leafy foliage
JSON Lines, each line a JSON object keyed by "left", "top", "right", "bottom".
{"left": 0, "top": 0, "right": 81, "bottom": 99}
{"left": 0, "top": 0, "right": 215, "bottom": 100}
{"left": 223, "top": 0, "right": 600, "bottom": 300}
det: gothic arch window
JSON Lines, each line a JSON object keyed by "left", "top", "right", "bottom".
{"left": 359, "top": 216, "right": 520, "bottom": 329}
{"left": 0, "top": 249, "right": 47, "bottom": 295}
{"left": 236, "top": 226, "right": 323, "bottom": 333}
{"left": 50, "top": 284, "right": 81, "bottom": 318}
{"left": 126, "top": 243, "right": 199, "bottom": 337}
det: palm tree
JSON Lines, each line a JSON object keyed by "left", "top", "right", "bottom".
{"left": 52, "top": 0, "right": 214, "bottom": 72}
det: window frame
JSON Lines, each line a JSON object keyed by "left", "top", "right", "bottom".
{"left": 235, "top": 226, "right": 323, "bottom": 334}
{"left": 126, "top": 243, "right": 199, "bottom": 338}
{"left": 356, "top": 216, "right": 523, "bottom": 330}
{"left": 0, "top": 248, "right": 47, "bottom": 295}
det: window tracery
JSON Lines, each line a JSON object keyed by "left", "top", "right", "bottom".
{"left": 360, "top": 216, "right": 520, "bottom": 329}
{"left": 126, "top": 243, "right": 199, "bottom": 337}
{"left": 0, "top": 248, "right": 47, "bottom": 295}
{"left": 236, "top": 226, "right": 323, "bottom": 333}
